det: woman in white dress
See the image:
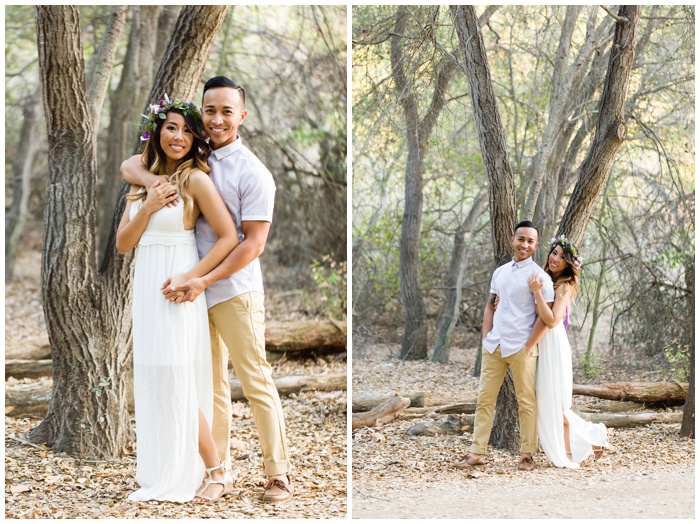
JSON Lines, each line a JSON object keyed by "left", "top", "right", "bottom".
{"left": 528, "top": 236, "right": 610, "bottom": 468}
{"left": 116, "top": 97, "right": 238, "bottom": 502}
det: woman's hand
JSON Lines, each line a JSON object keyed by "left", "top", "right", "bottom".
{"left": 141, "top": 180, "right": 178, "bottom": 215}
{"left": 490, "top": 294, "right": 500, "bottom": 311}
{"left": 528, "top": 273, "right": 544, "bottom": 293}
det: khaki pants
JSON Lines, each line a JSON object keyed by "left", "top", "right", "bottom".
{"left": 470, "top": 345, "right": 538, "bottom": 455}
{"left": 208, "top": 291, "right": 291, "bottom": 476}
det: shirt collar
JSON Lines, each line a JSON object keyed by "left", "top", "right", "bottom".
{"left": 210, "top": 135, "right": 243, "bottom": 161}
{"left": 511, "top": 256, "right": 534, "bottom": 269}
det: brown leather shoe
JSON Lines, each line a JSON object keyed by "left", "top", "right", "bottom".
{"left": 452, "top": 453, "right": 485, "bottom": 469}
{"left": 518, "top": 455, "right": 535, "bottom": 471}
{"left": 262, "top": 474, "right": 293, "bottom": 503}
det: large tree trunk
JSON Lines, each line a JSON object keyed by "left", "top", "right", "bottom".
{"left": 557, "top": 5, "right": 641, "bottom": 246}
{"left": 451, "top": 4, "right": 520, "bottom": 450}
{"left": 432, "top": 193, "right": 487, "bottom": 363}
{"left": 5, "top": 88, "right": 42, "bottom": 280}
{"left": 98, "top": 6, "right": 162, "bottom": 265}
{"left": 391, "top": 7, "right": 456, "bottom": 360}
{"left": 29, "top": 5, "right": 227, "bottom": 459}
{"left": 451, "top": 5, "right": 516, "bottom": 269}
{"left": 31, "top": 5, "right": 129, "bottom": 458}
{"left": 680, "top": 255, "right": 694, "bottom": 438}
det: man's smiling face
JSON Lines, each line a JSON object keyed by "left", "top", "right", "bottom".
{"left": 201, "top": 87, "right": 247, "bottom": 149}
{"left": 511, "top": 226, "right": 539, "bottom": 262}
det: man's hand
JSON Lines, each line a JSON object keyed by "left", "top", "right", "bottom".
{"left": 142, "top": 180, "right": 179, "bottom": 214}
{"left": 147, "top": 175, "right": 180, "bottom": 208}
{"left": 162, "top": 275, "right": 206, "bottom": 303}
{"left": 525, "top": 344, "right": 535, "bottom": 357}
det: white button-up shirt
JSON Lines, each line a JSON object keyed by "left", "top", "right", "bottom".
{"left": 482, "top": 256, "right": 554, "bottom": 357}
{"left": 195, "top": 137, "right": 276, "bottom": 309}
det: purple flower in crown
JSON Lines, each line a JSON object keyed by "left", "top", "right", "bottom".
{"left": 149, "top": 103, "right": 161, "bottom": 115}
{"left": 140, "top": 131, "right": 150, "bottom": 141}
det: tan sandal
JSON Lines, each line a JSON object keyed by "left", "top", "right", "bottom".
{"left": 193, "top": 462, "right": 229, "bottom": 503}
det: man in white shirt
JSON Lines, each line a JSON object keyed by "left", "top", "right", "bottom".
{"left": 453, "top": 220, "right": 554, "bottom": 471}
{"left": 121, "top": 77, "right": 292, "bottom": 502}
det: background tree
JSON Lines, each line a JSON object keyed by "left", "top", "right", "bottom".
{"left": 28, "top": 5, "right": 227, "bottom": 458}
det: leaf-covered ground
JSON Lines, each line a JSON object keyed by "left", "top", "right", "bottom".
{"left": 5, "top": 243, "right": 347, "bottom": 519}
{"left": 352, "top": 340, "right": 694, "bottom": 519}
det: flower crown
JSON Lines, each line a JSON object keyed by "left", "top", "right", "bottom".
{"left": 140, "top": 94, "right": 202, "bottom": 141}
{"left": 550, "top": 235, "right": 583, "bottom": 268}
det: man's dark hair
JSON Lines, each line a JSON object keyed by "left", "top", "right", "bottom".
{"left": 203, "top": 76, "right": 246, "bottom": 105}
{"left": 514, "top": 220, "right": 539, "bottom": 235}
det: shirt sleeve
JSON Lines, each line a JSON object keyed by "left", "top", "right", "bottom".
{"left": 489, "top": 265, "right": 503, "bottom": 295}
{"left": 240, "top": 167, "right": 276, "bottom": 223}
{"left": 542, "top": 273, "right": 555, "bottom": 302}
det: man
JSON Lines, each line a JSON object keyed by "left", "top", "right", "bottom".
{"left": 121, "top": 76, "right": 292, "bottom": 502}
{"left": 452, "top": 220, "right": 554, "bottom": 471}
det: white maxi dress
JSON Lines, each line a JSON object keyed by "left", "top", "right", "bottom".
{"left": 128, "top": 198, "right": 213, "bottom": 502}
{"left": 536, "top": 314, "right": 607, "bottom": 469}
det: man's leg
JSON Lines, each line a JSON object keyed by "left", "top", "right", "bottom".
{"left": 208, "top": 315, "right": 233, "bottom": 468}
{"left": 469, "top": 346, "right": 510, "bottom": 455}
{"left": 507, "top": 346, "right": 538, "bottom": 456}
{"left": 209, "top": 292, "right": 291, "bottom": 478}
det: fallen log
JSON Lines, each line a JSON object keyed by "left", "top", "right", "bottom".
{"left": 579, "top": 401, "right": 645, "bottom": 413}
{"left": 398, "top": 402, "right": 477, "bottom": 419}
{"left": 573, "top": 382, "right": 688, "bottom": 404}
{"left": 405, "top": 414, "right": 474, "bottom": 436}
{"left": 5, "top": 321, "right": 347, "bottom": 369}
{"left": 6, "top": 360, "right": 53, "bottom": 380}
{"left": 5, "top": 335, "right": 51, "bottom": 361}
{"left": 6, "top": 373, "right": 347, "bottom": 419}
{"left": 403, "top": 411, "right": 683, "bottom": 436}
{"left": 577, "top": 411, "right": 683, "bottom": 427}
{"left": 352, "top": 392, "right": 435, "bottom": 412}
{"left": 265, "top": 320, "right": 347, "bottom": 352}
{"left": 352, "top": 394, "right": 410, "bottom": 430}
{"left": 5, "top": 381, "right": 52, "bottom": 418}
{"left": 229, "top": 373, "right": 346, "bottom": 400}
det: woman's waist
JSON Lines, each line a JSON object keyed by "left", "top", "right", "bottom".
{"left": 138, "top": 228, "right": 196, "bottom": 246}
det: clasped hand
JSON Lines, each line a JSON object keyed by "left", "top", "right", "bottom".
{"left": 162, "top": 275, "right": 205, "bottom": 303}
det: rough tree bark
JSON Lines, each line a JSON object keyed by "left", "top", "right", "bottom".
{"left": 391, "top": 7, "right": 456, "bottom": 360}
{"left": 85, "top": 6, "right": 128, "bottom": 129}
{"left": 98, "top": 6, "right": 162, "bottom": 264}
{"left": 450, "top": 4, "right": 520, "bottom": 450}
{"left": 29, "top": 5, "right": 228, "bottom": 459}
{"left": 432, "top": 193, "right": 487, "bottom": 363}
{"left": 680, "top": 255, "right": 694, "bottom": 438}
{"left": 557, "top": 5, "right": 642, "bottom": 246}
{"left": 5, "top": 88, "right": 42, "bottom": 280}
{"left": 522, "top": 7, "right": 610, "bottom": 220}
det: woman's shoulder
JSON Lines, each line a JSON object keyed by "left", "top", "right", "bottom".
{"left": 187, "top": 169, "right": 215, "bottom": 188}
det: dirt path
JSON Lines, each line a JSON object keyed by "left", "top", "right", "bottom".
{"left": 353, "top": 465, "right": 694, "bottom": 519}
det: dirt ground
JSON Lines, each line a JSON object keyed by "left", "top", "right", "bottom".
{"left": 5, "top": 240, "right": 348, "bottom": 519}
{"left": 351, "top": 340, "right": 695, "bottom": 520}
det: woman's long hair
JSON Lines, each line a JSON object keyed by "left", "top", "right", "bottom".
{"left": 127, "top": 106, "right": 210, "bottom": 220}
{"left": 543, "top": 242, "right": 580, "bottom": 299}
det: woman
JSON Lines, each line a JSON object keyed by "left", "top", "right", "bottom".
{"left": 528, "top": 236, "right": 610, "bottom": 468}
{"left": 116, "top": 96, "right": 237, "bottom": 502}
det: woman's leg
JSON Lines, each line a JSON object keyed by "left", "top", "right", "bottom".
{"left": 563, "top": 413, "right": 571, "bottom": 456}
{"left": 194, "top": 410, "right": 227, "bottom": 502}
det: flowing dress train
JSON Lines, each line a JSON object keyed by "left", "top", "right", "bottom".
{"left": 128, "top": 198, "right": 213, "bottom": 502}
{"left": 536, "top": 319, "right": 607, "bottom": 468}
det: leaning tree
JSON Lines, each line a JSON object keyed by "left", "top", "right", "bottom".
{"left": 450, "top": 4, "right": 641, "bottom": 450}
{"left": 29, "top": 5, "right": 228, "bottom": 459}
